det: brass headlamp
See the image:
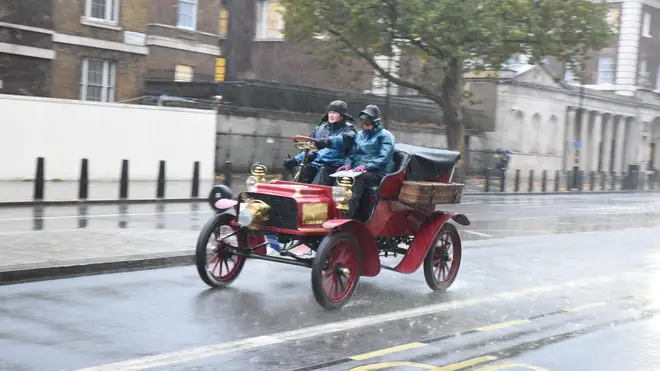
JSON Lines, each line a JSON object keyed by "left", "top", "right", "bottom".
{"left": 250, "top": 163, "right": 267, "bottom": 182}
{"left": 334, "top": 176, "right": 354, "bottom": 211}
{"left": 239, "top": 197, "right": 271, "bottom": 229}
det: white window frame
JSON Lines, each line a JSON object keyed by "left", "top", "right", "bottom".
{"left": 177, "top": 0, "right": 198, "bottom": 30}
{"left": 596, "top": 55, "right": 614, "bottom": 85}
{"left": 174, "top": 65, "right": 194, "bottom": 82}
{"left": 84, "top": 0, "right": 120, "bottom": 24}
{"left": 642, "top": 12, "right": 651, "bottom": 38}
{"left": 564, "top": 56, "right": 581, "bottom": 84}
{"left": 255, "top": 0, "right": 284, "bottom": 40}
{"left": 80, "top": 58, "right": 116, "bottom": 103}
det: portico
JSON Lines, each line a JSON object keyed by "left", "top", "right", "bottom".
{"left": 469, "top": 64, "right": 660, "bottom": 181}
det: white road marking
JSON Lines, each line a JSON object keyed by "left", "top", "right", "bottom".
{"left": 76, "top": 274, "right": 618, "bottom": 371}
{"left": 464, "top": 230, "right": 493, "bottom": 237}
{"left": 0, "top": 211, "right": 207, "bottom": 222}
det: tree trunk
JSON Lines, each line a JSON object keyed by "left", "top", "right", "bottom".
{"left": 442, "top": 57, "right": 466, "bottom": 183}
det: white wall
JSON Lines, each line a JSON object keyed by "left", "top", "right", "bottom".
{"left": 0, "top": 94, "right": 216, "bottom": 181}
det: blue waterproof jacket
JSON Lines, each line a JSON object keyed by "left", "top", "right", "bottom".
{"left": 344, "top": 121, "right": 396, "bottom": 177}
{"left": 295, "top": 119, "right": 357, "bottom": 167}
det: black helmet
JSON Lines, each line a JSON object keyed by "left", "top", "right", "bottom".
{"left": 359, "top": 104, "right": 381, "bottom": 121}
{"left": 322, "top": 100, "right": 355, "bottom": 122}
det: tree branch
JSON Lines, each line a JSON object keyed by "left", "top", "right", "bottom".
{"left": 325, "top": 27, "right": 444, "bottom": 107}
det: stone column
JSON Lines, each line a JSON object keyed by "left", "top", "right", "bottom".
{"left": 579, "top": 110, "right": 590, "bottom": 169}
{"left": 563, "top": 107, "right": 576, "bottom": 170}
{"left": 614, "top": 116, "right": 626, "bottom": 172}
{"left": 591, "top": 112, "right": 602, "bottom": 171}
{"left": 601, "top": 114, "right": 613, "bottom": 172}
{"left": 626, "top": 119, "right": 641, "bottom": 165}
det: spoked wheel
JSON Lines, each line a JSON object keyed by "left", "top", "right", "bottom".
{"left": 311, "top": 232, "right": 361, "bottom": 310}
{"left": 423, "top": 223, "right": 462, "bottom": 292}
{"left": 195, "top": 214, "right": 246, "bottom": 288}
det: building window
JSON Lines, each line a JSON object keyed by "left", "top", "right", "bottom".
{"left": 80, "top": 58, "right": 116, "bottom": 102}
{"left": 564, "top": 56, "right": 581, "bottom": 84}
{"left": 597, "top": 56, "right": 614, "bottom": 84}
{"left": 84, "top": 0, "right": 119, "bottom": 23}
{"left": 177, "top": 0, "right": 197, "bottom": 30}
{"left": 215, "top": 58, "right": 226, "bottom": 82}
{"left": 219, "top": 7, "right": 229, "bottom": 37}
{"left": 174, "top": 65, "right": 194, "bottom": 82}
{"left": 639, "top": 57, "right": 649, "bottom": 86}
{"left": 256, "top": 0, "right": 284, "bottom": 39}
{"left": 642, "top": 12, "right": 651, "bottom": 38}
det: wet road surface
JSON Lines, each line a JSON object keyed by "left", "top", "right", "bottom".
{"left": 1, "top": 193, "right": 660, "bottom": 370}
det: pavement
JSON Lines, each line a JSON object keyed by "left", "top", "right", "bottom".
{"left": 1, "top": 193, "right": 660, "bottom": 370}
{"left": 6, "top": 176, "right": 654, "bottom": 206}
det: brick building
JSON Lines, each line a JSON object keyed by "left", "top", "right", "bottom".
{"left": 0, "top": 0, "right": 55, "bottom": 97}
{"left": 145, "top": 0, "right": 224, "bottom": 83}
{"left": 1, "top": 0, "right": 226, "bottom": 102}
{"left": 51, "top": 0, "right": 150, "bottom": 102}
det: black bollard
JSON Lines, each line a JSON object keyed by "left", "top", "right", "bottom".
{"left": 589, "top": 171, "right": 595, "bottom": 191}
{"left": 578, "top": 170, "right": 584, "bottom": 191}
{"left": 555, "top": 170, "right": 560, "bottom": 192}
{"left": 79, "top": 158, "right": 89, "bottom": 200}
{"left": 223, "top": 160, "right": 232, "bottom": 188}
{"left": 499, "top": 169, "right": 506, "bottom": 193}
{"left": 514, "top": 169, "right": 520, "bottom": 192}
{"left": 191, "top": 161, "right": 200, "bottom": 198}
{"left": 542, "top": 170, "right": 547, "bottom": 193}
{"left": 528, "top": 169, "right": 534, "bottom": 193}
{"left": 34, "top": 157, "right": 45, "bottom": 201}
{"left": 484, "top": 166, "right": 490, "bottom": 192}
{"left": 156, "top": 160, "right": 166, "bottom": 198}
{"left": 119, "top": 159, "right": 129, "bottom": 199}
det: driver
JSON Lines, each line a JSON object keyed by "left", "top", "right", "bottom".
{"left": 283, "top": 100, "right": 357, "bottom": 186}
{"left": 336, "top": 104, "right": 395, "bottom": 220}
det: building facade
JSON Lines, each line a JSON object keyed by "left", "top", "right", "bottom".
{"left": 146, "top": 0, "right": 224, "bottom": 83}
{"left": 0, "top": 0, "right": 55, "bottom": 97}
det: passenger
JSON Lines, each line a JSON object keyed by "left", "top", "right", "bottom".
{"left": 336, "top": 104, "right": 395, "bottom": 220}
{"left": 283, "top": 100, "right": 357, "bottom": 186}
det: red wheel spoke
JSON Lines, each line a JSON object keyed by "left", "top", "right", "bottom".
{"left": 223, "top": 259, "right": 230, "bottom": 275}
{"left": 211, "top": 256, "right": 221, "bottom": 276}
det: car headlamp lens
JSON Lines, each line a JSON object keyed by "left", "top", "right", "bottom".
{"left": 238, "top": 206, "right": 254, "bottom": 227}
{"left": 246, "top": 176, "right": 258, "bottom": 192}
{"left": 332, "top": 186, "right": 346, "bottom": 203}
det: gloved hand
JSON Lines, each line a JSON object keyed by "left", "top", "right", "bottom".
{"left": 316, "top": 139, "right": 331, "bottom": 149}
{"left": 354, "top": 165, "right": 366, "bottom": 173}
{"left": 283, "top": 157, "right": 297, "bottom": 170}
{"left": 304, "top": 152, "right": 317, "bottom": 163}
{"left": 337, "top": 164, "right": 351, "bottom": 172}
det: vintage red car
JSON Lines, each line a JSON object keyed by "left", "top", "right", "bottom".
{"left": 196, "top": 136, "right": 469, "bottom": 310}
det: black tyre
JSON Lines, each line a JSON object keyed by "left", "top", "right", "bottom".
{"left": 311, "top": 232, "right": 362, "bottom": 310}
{"left": 423, "top": 223, "right": 462, "bottom": 292}
{"left": 195, "top": 214, "right": 246, "bottom": 288}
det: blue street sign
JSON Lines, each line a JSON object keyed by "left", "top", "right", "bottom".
{"left": 573, "top": 141, "right": 581, "bottom": 149}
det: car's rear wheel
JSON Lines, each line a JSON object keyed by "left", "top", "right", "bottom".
{"left": 311, "top": 232, "right": 361, "bottom": 310}
{"left": 195, "top": 214, "right": 246, "bottom": 288}
{"left": 423, "top": 223, "right": 462, "bottom": 292}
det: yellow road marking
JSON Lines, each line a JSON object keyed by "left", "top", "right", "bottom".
{"left": 436, "top": 355, "right": 499, "bottom": 370}
{"left": 350, "top": 342, "right": 427, "bottom": 360}
{"left": 476, "top": 319, "right": 530, "bottom": 332}
{"left": 350, "top": 361, "right": 440, "bottom": 370}
{"left": 473, "top": 362, "right": 548, "bottom": 370}
{"left": 563, "top": 302, "right": 606, "bottom": 312}
{"left": 350, "top": 355, "right": 498, "bottom": 371}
